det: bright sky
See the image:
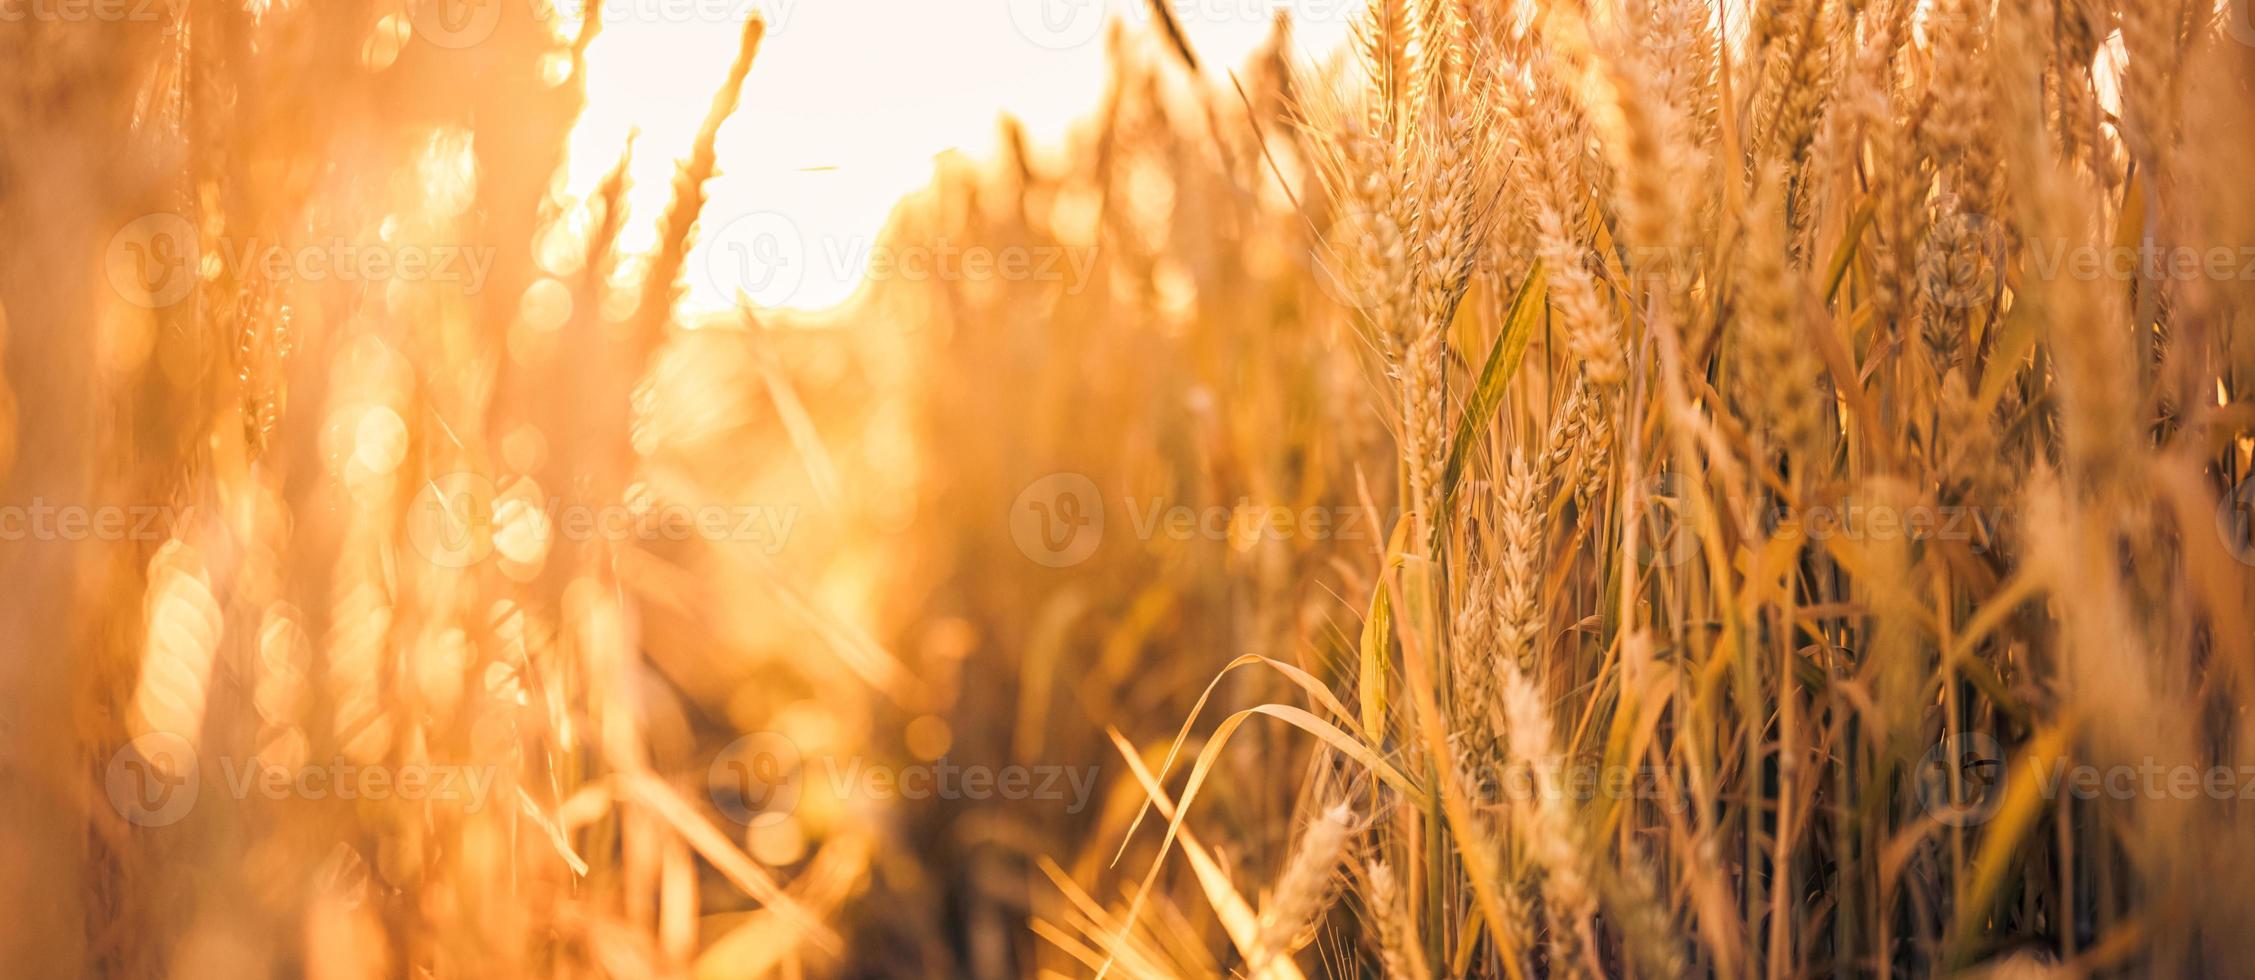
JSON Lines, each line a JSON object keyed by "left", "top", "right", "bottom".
{"left": 557, "top": 0, "right": 1361, "bottom": 313}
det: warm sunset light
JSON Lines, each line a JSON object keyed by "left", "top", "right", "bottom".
{"left": 563, "top": 1, "right": 1360, "bottom": 311}
{"left": 8, "top": 1, "right": 2255, "bottom": 977}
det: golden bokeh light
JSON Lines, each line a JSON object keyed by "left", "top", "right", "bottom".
{"left": 10, "top": 1, "right": 2255, "bottom": 977}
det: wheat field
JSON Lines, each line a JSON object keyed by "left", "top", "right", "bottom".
{"left": 3, "top": 0, "right": 2255, "bottom": 977}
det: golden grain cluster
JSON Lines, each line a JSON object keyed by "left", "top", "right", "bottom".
{"left": 3, "top": 0, "right": 2254, "bottom": 977}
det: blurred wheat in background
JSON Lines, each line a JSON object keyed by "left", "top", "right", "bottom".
{"left": 5, "top": 0, "right": 2255, "bottom": 976}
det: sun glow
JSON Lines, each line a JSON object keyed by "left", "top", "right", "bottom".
{"left": 560, "top": 0, "right": 1358, "bottom": 314}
